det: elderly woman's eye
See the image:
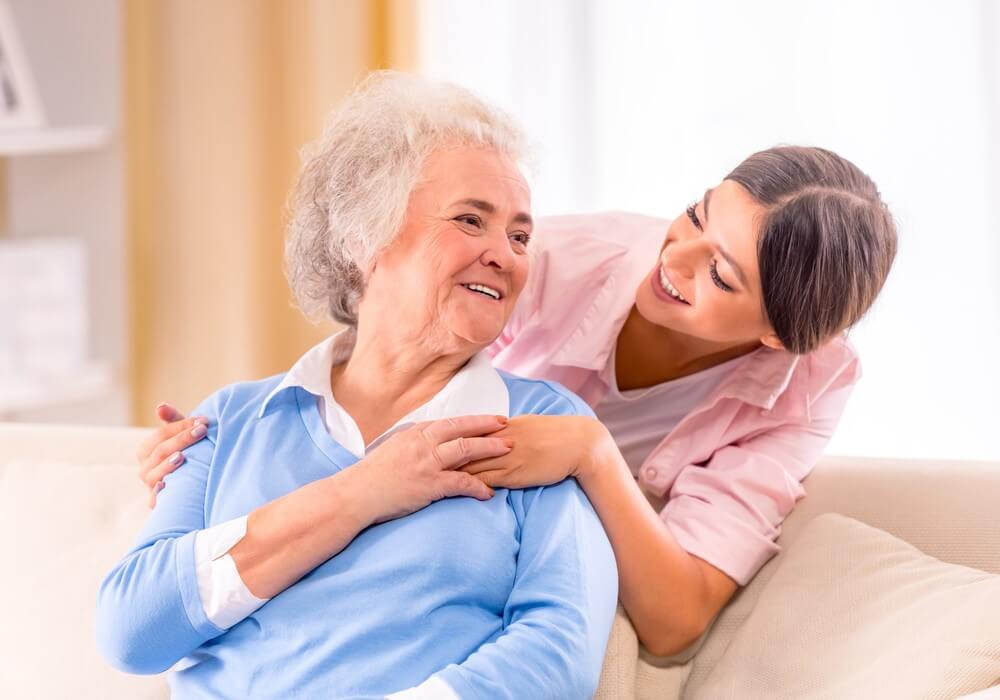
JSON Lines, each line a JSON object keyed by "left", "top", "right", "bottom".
{"left": 455, "top": 214, "right": 483, "bottom": 228}
{"left": 510, "top": 231, "right": 531, "bottom": 247}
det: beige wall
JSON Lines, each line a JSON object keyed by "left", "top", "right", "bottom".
{"left": 125, "top": 0, "right": 417, "bottom": 424}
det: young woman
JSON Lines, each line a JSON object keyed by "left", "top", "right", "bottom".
{"left": 137, "top": 144, "right": 897, "bottom": 658}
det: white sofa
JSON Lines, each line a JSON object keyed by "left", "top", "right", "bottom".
{"left": 3, "top": 421, "right": 999, "bottom": 699}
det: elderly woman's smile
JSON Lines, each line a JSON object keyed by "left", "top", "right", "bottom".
{"left": 360, "top": 145, "right": 533, "bottom": 350}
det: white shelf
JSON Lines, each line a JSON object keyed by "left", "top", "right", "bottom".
{"left": 0, "top": 126, "right": 111, "bottom": 156}
{"left": 0, "top": 364, "right": 113, "bottom": 414}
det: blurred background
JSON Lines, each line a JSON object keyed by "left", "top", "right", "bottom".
{"left": 0, "top": 0, "right": 997, "bottom": 461}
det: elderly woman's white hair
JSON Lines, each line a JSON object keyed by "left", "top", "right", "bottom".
{"left": 285, "top": 70, "right": 531, "bottom": 326}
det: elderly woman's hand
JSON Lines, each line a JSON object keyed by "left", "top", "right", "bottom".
{"left": 354, "top": 415, "right": 512, "bottom": 524}
{"left": 136, "top": 402, "right": 210, "bottom": 508}
{"left": 458, "top": 414, "right": 615, "bottom": 491}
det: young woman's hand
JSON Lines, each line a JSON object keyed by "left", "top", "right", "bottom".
{"left": 136, "top": 402, "right": 210, "bottom": 508}
{"left": 350, "top": 415, "right": 512, "bottom": 524}
{"left": 458, "top": 414, "right": 614, "bottom": 490}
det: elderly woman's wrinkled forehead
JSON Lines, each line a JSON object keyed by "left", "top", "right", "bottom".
{"left": 410, "top": 146, "right": 531, "bottom": 211}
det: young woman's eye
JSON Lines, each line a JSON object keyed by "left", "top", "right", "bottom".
{"left": 686, "top": 203, "right": 703, "bottom": 231}
{"left": 509, "top": 231, "right": 531, "bottom": 248}
{"left": 710, "top": 260, "right": 734, "bottom": 292}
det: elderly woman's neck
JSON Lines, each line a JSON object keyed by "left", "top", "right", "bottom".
{"left": 329, "top": 325, "right": 475, "bottom": 444}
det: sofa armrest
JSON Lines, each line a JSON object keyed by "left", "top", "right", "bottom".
{"left": 595, "top": 605, "right": 694, "bottom": 700}
{"left": 594, "top": 605, "right": 639, "bottom": 699}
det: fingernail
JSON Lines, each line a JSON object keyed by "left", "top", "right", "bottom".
{"left": 503, "top": 439, "right": 514, "bottom": 449}
{"left": 193, "top": 416, "right": 209, "bottom": 426}
{"left": 168, "top": 451, "right": 183, "bottom": 466}
{"left": 496, "top": 415, "right": 508, "bottom": 424}
{"left": 191, "top": 423, "right": 208, "bottom": 439}
{"left": 487, "top": 488, "right": 495, "bottom": 498}
{"left": 155, "top": 481, "right": 164, "bottom": 492}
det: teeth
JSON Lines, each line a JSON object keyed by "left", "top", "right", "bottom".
{"left": 658, "top": 267, "right": 688, "bottom": 303}
{"left": 464, "top": 283, "right": 501, "bottom": 300}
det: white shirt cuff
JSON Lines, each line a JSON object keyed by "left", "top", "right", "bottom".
{"left": 386, "top": 676, "right": 460, "bottom": 700}
{"left": 193, "top": 514, "right": 269, "bottom": 629}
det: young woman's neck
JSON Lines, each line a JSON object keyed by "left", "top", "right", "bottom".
{"left": 330, "top": 323, "right": 472, "bottom": 444}
{"left": 614, "top": 305, "right": 761, "bottom": 391}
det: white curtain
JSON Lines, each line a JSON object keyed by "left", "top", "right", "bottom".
{"left": 420, "top": 0, "right": 1000, "bottom": 460}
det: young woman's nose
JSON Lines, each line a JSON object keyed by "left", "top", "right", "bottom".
{"left": 662, "top": 236, "right": 711, "bottom": 280}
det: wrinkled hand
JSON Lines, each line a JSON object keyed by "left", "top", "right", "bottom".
{"left": 352, "top": 415, "right": 513, "bottom": 524}
{"left": 136, "top": 402, "right": 210, "bottom": 508}
{"left": 459, "top": 414, "right": 611, "bottom": 490}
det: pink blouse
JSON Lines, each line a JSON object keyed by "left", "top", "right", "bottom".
{"left": 488, "top": 212, "right": 861, "bottom": 586}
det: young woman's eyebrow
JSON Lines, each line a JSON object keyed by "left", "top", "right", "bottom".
{"left": 717, "top": 245, "right": 749, "bottom": 287}
{"left": 702, "top": 188, "right": 749, "bottom": 287}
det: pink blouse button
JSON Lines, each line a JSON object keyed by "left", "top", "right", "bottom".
{"left": 644, "top": 467, "right": 657, "bottom": 480}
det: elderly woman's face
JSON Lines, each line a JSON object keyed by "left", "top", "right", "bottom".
{"left": 363, "top": 146, "right": 532, "bottom": 350}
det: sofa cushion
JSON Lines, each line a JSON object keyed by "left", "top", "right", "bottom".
{"left": 0, "top": 456, "right": 168, "bottom": 699}
{"left": 684, "top": 457, "right": 1000, "bottom": 697}
{"left": 691, "top": 513, "right": 1000, "bottom": 699}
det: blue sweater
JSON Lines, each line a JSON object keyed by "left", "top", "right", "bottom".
{"left": 96, "top": 371, "right": 618, "bottom": 699}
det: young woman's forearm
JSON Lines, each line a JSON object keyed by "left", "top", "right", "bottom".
{"left": 577, "top": 450, "right": 711, "bottom": 656}
{"left": 229, "top": 467, "right": 377, "bottom": 599}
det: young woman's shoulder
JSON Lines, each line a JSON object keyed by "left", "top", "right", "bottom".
{"left": 534, "top": 210, "right": 668, "bottom": 249}
{"left": 506, "top": 212, "right": 667, "bottom": 329}
{"left": 803, "top": 334, "right": 862, "bottom": 397}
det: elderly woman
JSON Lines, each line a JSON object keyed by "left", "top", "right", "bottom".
{"left": 96, "top": 73, "right": 618, "bottom": 699}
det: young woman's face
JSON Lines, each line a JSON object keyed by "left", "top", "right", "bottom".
{"left": 634, "top": 179, "right": 782, "bottom": 348}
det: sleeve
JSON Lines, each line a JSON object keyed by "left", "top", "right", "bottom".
{"left": 420, "top": 386, "right": 616, "bottom": 699}
{"left": 194, "top": 515, "right": 269, "bottom": 629}
{"left": 433, "top": 479, "right": 617, "bottom": 699}
{"left": 95, "top": 392, "right": 233, "bottom": 674}
{"left": 386, "top": 676, "right": 461, "bottom": 700}
{"left": 660, "top": 359, "right": 859, "bottom": 587}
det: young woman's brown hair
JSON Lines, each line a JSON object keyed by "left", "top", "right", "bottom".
{"left": 726, "top": 146, "right": 898, "bottom": 354}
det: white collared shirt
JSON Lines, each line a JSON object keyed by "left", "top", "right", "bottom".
{"left": 257, "top": 329, "right": 509, "bottom": 457}
{"left": 192, "top": 331, "right": 509, "bottom": 699}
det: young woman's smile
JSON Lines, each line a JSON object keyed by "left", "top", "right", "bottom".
{"left": 634, "top": 179, "right": 777, "bottom": 350}
{"left": 651, "top": 265, "right": 690, "bottom": 305}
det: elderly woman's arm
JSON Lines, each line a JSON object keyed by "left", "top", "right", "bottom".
{"left": 388, "top": 389, "right": 619, "bottom": 699}
{"left": 397, "top": 478, "right": 618, "bottom": 699}
{"left": 96, "top": 423, "right": 378, "bottom": 673}
{"left": 96, "top": 391, "right": 508, "bottom": 674}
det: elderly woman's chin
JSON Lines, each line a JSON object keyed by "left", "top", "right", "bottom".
{"left": 444, "top": 296, "right": 510, "bottom": 348}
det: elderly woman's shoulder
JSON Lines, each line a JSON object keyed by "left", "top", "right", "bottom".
{"left": 187, "top": 372, "right": 291, "bottom": 424}
{"left": 497, "top": 370, "right": 595, "bottom": 419}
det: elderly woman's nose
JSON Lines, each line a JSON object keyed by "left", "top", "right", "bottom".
{"left": 480, "top": 230, "right": 517, "bottom": 269}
